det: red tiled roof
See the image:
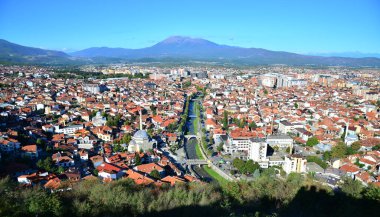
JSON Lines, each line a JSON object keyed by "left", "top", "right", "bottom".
{"left": 21, "top": 144, "right": 37, "bottom": 153}
{"left": 97, "top": 163, "right": 122, "bottom": 174}
{"left": 340, "top": 164, "right": 360, "bottom": 173}
{"left": 161, "top": 176, "right": 186, "bottom": 186}
{"left": 134, "top": 163, "right": 164, "bottom": 174}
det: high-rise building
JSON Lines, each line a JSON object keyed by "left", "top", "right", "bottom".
{"left": 248, "top": 138, "right": 267, "bottom": 162}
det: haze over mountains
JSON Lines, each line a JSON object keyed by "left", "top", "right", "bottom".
{"left": 1, "top": 36, "right": 380, "bottom": 67}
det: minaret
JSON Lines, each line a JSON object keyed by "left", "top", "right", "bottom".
{"left": 345, "top": 112, "right": 349, "bottom": 143}
{"left": 271, "top": 115, "right": 274, "bottom": 135}
{"left": 139, "top": 109, "right": 143, "bottom": 130}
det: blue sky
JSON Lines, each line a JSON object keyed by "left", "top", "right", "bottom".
{"left": 0, "top": 0, "right": 379, "bottom": 53}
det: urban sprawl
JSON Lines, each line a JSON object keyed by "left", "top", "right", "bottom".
{"left": 0, "top": 64, "right": 379, "bottom": 190}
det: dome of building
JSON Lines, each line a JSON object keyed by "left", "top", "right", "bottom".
{"left": 129, "top": 140, "right": 136, "bottom": 146}
{"left": 133, "top": 130, "right": 149, "bottom": 140}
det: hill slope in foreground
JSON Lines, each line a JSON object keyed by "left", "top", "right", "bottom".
{"left": 0, "top": 173, "right": 378, "bottom": 217}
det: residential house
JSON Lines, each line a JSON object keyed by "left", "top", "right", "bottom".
{"left": 97, "top": 163, "right": 124, "bottom": 180}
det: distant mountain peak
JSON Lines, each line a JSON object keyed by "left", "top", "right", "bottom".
{"left": 164, "top": 36, "right": 193, "bottom": 41}
{"left": 157, "top": 36, "right": 217, "bottom": 46}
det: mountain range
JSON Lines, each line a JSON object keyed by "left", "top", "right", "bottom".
{"left": 1, "top": 36, "right": 380, "bottom": 67}
{"left": 0, "top": 39, "right": 73, "bottom": 64}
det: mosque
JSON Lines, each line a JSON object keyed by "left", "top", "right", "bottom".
{"left": 127, "top": 110, "right": 157, "bottom": 153}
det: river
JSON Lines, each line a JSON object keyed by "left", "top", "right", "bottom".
{"left": 184, "top": 96, "right": 213, "bottom": 182}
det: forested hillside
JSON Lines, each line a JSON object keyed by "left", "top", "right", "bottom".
{"left": 0, "top": 171, "right": 379, "bottom": 217}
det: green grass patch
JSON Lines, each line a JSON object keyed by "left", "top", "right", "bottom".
{"left": 193, "top": 116, "right": 199, "bottom": 133}
{"left": 195, "top": 142, "right": 205, "bottom": 160}
{"left": 203, "top": 165, "right": 229, "bottom": 186}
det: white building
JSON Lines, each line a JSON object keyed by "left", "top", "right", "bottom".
{"left": 283, "top": 154, "right": 307, "bottom": 174}
{"left": 77, "top": 136, "right": 95, "bottom": 149}
{"left": 128, "top": 111, "right": 157, "bottom": 153}
{"left": 92, "top": 112, "right": 107, "bottom": 127}
{"left": 248, "top": 138, "right": 267, "bottom": 162}
{"left": 276, "top": 75, "right": 307, "bottom": 88}
{"left": 223, "top": 135, "right": 251, "bottom": 154}
{"left": 128, "top": 130, "right": 156, "bottom": 153}
{"left": 266, "top": 135, "right": 294, "bottom": 150}
{"left": 82, "top": 84, "right": 101, "bottom": 94}
{"left": 56, "top": 125, "right": 83, "bottom": 135}
{"left": 260, "top": 73, "right": 278, "bottom": 88}
{"left": 278, "top": 121, "right": 304, "bottom": 135}
{"left": 97, "top": 163, "right": 124, "bottom": 180}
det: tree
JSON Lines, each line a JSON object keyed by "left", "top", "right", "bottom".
{"left": 150, "top": 105, "right": 157, "bottom": 115}
{"left": 233, "top": 158, "right": 259, "bottom": 174}
{"left": 147, "top": 128, "right": 154, "bottom": 137}
{"left": 245, "top": 160, "right": 259, "bottom": 174}
{"left": 264, "top": 89, "right": 268, "bottom": 95}
{"left": 287, "top": 172, "right": 303, "bottom": 186}
{"left": 233, "top": 118, "right": 246, "bottom": 128}
{"left": 37, "top": 157, "right": 56, "bottom": 172}
{"left": 57, "top": 166, "right": 65, "bottom": 174}
{"left": 306, "top": 156, "right": 328, "bottom": 169}
{"left": 363, "top": 184, "right": 380, "bottom": 202}
{"left": 134, "top": 153, "right": 142, "bottom": 165}
{"left": 167, "top": 122, "right": 178, "bottom": 133}
{"left": 222, "top": 111, "right": 229, "bottom": 130}
{"left": 294, "top": 102, "right": 299, "bottom": 109}
{"left": 217, "top": 142, "right": 224, "bottom": 152}
{"left": 249, "top": 121, "right": 257, "bottom": 130}
{"left": 351, "top": 142, "right": 361, "bottom": 152}
{"left": 340, "top": 178, "right": 363, "bottom": 198}
{"left": 106, "top": 114, "right": 121, "bottom": 127}
{"left": 232, "top": 158, "right": 245, "bottom": 173}
{"left": 124, "top": 118, "right": 131, "bottom": 126}
{"left": 183, "top": 80, "right": 191, "bottom": 88}
{"left": 26, "top": 190, "right": 62, "bottom": 216}
{"left": 306, "top": 137, "right": 319, "bottom": 147}
{"left": 323, "top": 151, "right": 332, "bottom": 161}
{"left": 113, "top": 144, "right": 123, "bottom": 152}
{"left": 46, "top": 146, "right": 52, "bottom": 153}
{"left": 331, "top": 142, "right": 347, "bottom": 159}
{"left": 36, "top": 159, "right": 44, "bottom": 169}
{"left": 36, "top": 138, "right": 45, "bottom": 148}
{"left": 121, "top": 134, "right": 132, "bottom": 144}
{"left": 149, "top": 169, "right": 161, "bottom": 179}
